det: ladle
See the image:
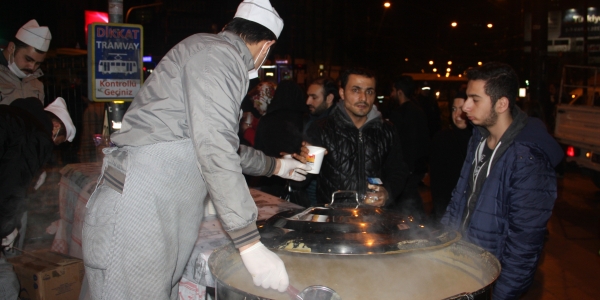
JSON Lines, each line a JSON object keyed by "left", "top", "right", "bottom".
{"left": 287, "top": 284, "right": 342, "bottom": 300}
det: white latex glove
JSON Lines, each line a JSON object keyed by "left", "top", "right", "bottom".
{"left": 1, "top": 228, "right": 18, "bottom": 250}
{"left": 240, "top": 242, "right": 289, "bottom": 292}
{"left": 276, "top": 157, "right": 311, "bottom": 181}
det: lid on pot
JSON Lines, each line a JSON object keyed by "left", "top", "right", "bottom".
{"left": 258, "top": 203, "right": 460, "bottom": 255}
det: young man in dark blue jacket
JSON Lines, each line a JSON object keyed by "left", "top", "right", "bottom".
{"left": 441, "top": 62, "right": 563, "bottom": 299}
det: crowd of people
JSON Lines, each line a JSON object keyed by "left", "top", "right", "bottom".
{"left": 236, "top": 62, "right": 562, "bottom": 300}
{"left": 1, "top": 0, "right": 565, "bottom": 299}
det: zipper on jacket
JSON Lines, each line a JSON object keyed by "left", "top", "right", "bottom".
{"left": 462, "top": 188, "right": 476, "bottom": 231}
{"left": 357, "top": 130, "right": 366, "bottom": 198}
{"left": 462, "top": 138, "right": 501, "bottom": 231}
{"left": 462, "top": 138, "right": 484, "bottom": 231}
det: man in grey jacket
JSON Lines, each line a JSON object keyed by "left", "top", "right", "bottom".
{"left": 82, "top": 1, "right": 310, "bottom": 299}
{"left": 0, "top": 20, "right": 50, "bottom": 105}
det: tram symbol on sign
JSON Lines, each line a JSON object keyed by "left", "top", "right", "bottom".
{"left": 98, "top": 53, "right": 137, "bottom": 75}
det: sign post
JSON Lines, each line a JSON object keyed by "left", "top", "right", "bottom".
{"left": 87, "top": 23, "right": 143, "bottom": 102}
{"left": 88, "top": 23, "right": 143, "bottom": 136}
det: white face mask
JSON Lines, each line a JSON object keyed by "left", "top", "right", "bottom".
{"left": 8, "top": 48, "right": 28, "bottom": 79}
{"left": 248, "top": 43, "right": 270, "bottom": 80}
{"left": 52, "top": 125, "right": 61, "bottom": 142}
{"left": 248, "top": 69, "right": 259, "bottom": 79}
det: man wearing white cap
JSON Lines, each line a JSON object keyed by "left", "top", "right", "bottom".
{"left": 1, "top": 97, "right": 74, "bottom": 299}
{"left": 82, "top": 1, "right": 307, "bottom": 299}
{"left": 0, "top": 19, "right": 51, "bottom": 105}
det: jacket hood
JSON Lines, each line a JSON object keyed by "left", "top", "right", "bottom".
{"left": 475, "top": 105, "right": 563, "bottom": 168}
{"left": 515, "top": 116, "right": 564, "bottom": 167}
{"left": 477, "top": 105, "right": 527, "bottom": 166}
{"left": 335, "top": 101, "right": 382, "bottom": 129}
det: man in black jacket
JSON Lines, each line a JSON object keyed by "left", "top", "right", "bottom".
{"left": 388, "top": 75, "right": 429, "bottom": 219}
{"left": 1, "top": 97, "right": 75, "bottom": 298}
{"left": 305, "top": 77, "right": 339, "bottom": 133}
{"left": 1, "top": 97, "right": 75, "bottom": 242}
{"left": 296, "top": 77, "right": 340, "bottom": 206}
{"left": 305, "top": 68, "right": 408, "bottom": 206}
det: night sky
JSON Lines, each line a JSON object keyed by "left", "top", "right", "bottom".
{"left": 0, "top": 0, "right": 573, "bottom": 83}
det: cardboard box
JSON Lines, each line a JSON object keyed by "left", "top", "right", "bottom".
{"left": 8, "top": 249, "right": 84, "bottom": 300}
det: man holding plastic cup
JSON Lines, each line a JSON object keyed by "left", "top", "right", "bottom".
{"left": 304, "top": 68, "right": 409, "bottom": 207}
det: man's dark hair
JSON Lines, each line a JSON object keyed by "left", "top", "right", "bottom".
{"left": 223, "top": 18, "right": 277, "bottom": 44}
{"left": 340, "top": 67, "right": 376, "bottom": 89}
{"left": 392, "top": 75, "right": 416, "bottom": 98}
{"left": 11, "top": 39, "right": 46, "bottom": 54}
{"left": 466, "top": 62, "right": 519, "bottom": 111}
{"left": 310, "top": 77, "right": 340, "bottom": 102}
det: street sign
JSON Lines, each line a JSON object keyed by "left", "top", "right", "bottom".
{"left": 87, "top": 23, "right": 143, "bottom": 102}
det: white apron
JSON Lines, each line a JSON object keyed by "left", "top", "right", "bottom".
{"left": 82, "top": 139, "right": 207, "bottom": 300}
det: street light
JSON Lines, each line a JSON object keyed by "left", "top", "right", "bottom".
{"left": 373, "top": 1, "right": 391, "bottom": 46}
{"left": 447, "top": 61, "right": 452, "bottom": 65}
{"left": 433, "top": 68, "right": 437, "bottom": 72}
{"left": 478, "top": 61, "right": 483, "bottom": 66}
{"left": 487, "top": 23, "right": 493, "bottom": 28}
{"left": 451, "top": 22, "right": 457, "bottom": 27}
{"left": 429, "top": 60, "right": 434, "bottom": 65}
{"left": 125, "top": 2, "right": 164, "bottom": 23}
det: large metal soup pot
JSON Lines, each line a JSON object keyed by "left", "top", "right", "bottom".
{"left": 208, "top": 192, "right": 501, "bottom": 299}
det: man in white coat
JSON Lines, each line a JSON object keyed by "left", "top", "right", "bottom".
{"left": 82, "top": 1, "right": 309, "bottom": 299}
{"left": 0, "top": 20, "right": 51, "bottom": 105}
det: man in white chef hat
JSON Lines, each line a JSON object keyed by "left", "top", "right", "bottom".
{"left": 0, "top": 19, "right": 51, "bottom": 105}
{"left": 0, "top": 96, "right": 74, "bottom": 249}
{"left": 44, "top": 97, "right": 76, "bottom": 144}
{"left": 81, "top": 1, "right": 310, "bottom": 299}
{"left": 0, "top": 96, "right": 74, "bottom": 300}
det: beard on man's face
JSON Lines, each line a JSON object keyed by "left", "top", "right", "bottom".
{"left": 311, "top": 100, "right": 330, "bottom": 116}
{"left": 481, "top": 105, "right": 499, "bottom": 127}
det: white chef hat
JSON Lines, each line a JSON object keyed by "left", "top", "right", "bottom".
{"left": 234, "top": 0, "right": 284, "bottom": 38}
{"left": 44, "top": 97, "right": 76, "bottom": 142}
{"left": 16, "top": 19, "right": 52, "bottom": 52}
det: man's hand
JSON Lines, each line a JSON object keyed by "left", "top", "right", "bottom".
{"left": 364, "top": 184, "right": 388, "bottom": 207}
{"left": 240, "top": 241, "right": 289, "bottom": 292}
{"left": 275, "top": 157, "right": 311, "bottom": 181}
{"left": 280, "top": 141, "right": 310, "bottom": 164}
{"left": 1, "top": 228, "right": 18, "bottom": 250}
{"left": 295, "top": 141, "right": 328, "bottom": 162}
